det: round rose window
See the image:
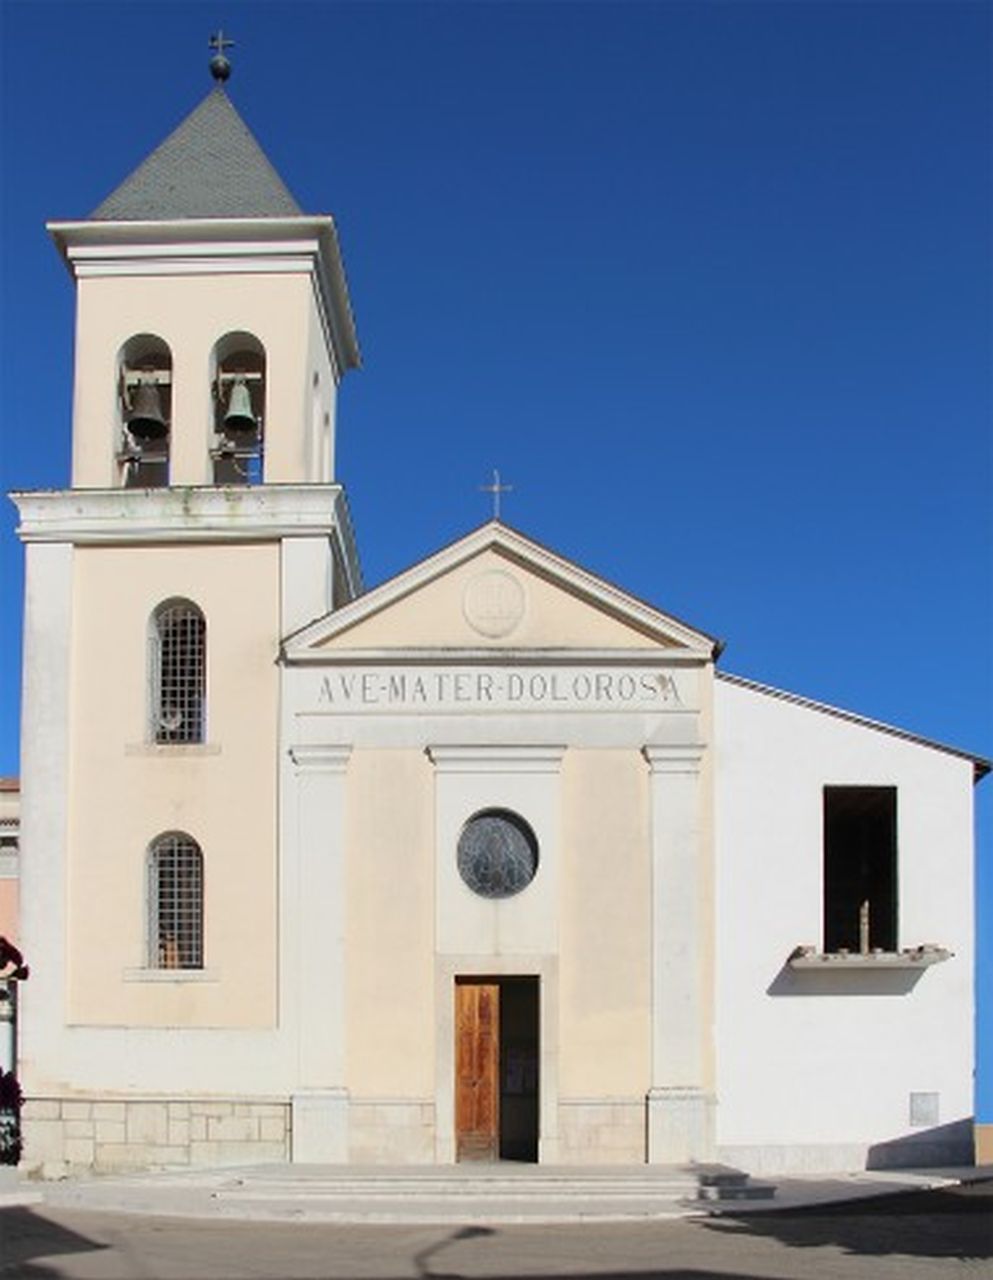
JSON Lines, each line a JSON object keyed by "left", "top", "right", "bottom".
{"left": 457, "top": 809, "right": 539, "bottom": 899}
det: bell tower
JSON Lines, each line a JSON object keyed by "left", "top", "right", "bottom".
{"left": 12, "top": 47, "right": 363, "bottom": 1141}
{"left": 50, "top": 66, "right": 359, "bottom": 500}
{"left": 30, "top": 50, "right": 362, "bottom": 615}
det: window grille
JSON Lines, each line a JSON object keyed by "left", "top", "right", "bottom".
{"left": 148, "top": 833, "right": 203, "bottom": 969}
{"left": 152, "top": 601, "right": 205, "bottom": 743}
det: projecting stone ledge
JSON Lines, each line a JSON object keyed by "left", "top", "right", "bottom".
{"left": 787, "top": 944, "right": 952, "bottom": 970}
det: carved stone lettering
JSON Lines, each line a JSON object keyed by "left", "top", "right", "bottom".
{"left": 313, "top": 667, "right": 685, "bottom": 713}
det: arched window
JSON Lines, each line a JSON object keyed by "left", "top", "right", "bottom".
{"left": 150, "top": 600, "right": 205, "bottom": 744}
{"left": 210, "top": 332, "right": 266, "bottom": 484}
{"left": 148, "top": 832, "right": 203, "bottom": 969}
{"left": 118, "top": 334, "right": 172, "bottom": 488}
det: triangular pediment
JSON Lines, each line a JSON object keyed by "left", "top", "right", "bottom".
{"left": 284, "top": 523, "right": 718, "bottom": 660}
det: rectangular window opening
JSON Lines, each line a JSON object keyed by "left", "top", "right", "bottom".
{"left": 823, "top": 786, "right": 897, "bottom": 954}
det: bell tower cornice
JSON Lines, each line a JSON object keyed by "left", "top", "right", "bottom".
{"left": 48, "top": 216, "right": 360, "bottom": 377}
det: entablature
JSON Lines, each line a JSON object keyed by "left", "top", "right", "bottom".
{"left": 48, "top": 216, "right": 360, "bottom": 378}
{"left": 12, "top": 485, "right": 360, "bottom": 586}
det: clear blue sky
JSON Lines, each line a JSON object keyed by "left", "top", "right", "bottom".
{"left": 2, "top": 2, "right": 991, "bottom": 1115}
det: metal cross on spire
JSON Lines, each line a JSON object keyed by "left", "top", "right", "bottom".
{"left": 479, "top": 469, "right": 513, "bottom": 520}
{"left": 209, "top": 30, "right": 234, "bottom": 82}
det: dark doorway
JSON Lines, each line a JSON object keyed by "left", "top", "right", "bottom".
{"left": 455, "top": 976, "right": 539, "bottom": 1162}
{"left": 499, "top": 977, "right": 539, "bottom": 1161}
{"left": 823, "top": 786, "right": 897, "bottom": 952}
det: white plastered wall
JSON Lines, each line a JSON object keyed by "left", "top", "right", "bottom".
{"left": 714, "top": 677, "right": 975, "bottom": 1172}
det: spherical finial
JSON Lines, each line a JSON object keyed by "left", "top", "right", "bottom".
{"left": 209, "top": 30, "right": 234, "bottom": 82}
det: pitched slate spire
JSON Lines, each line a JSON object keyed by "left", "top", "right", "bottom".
{"left": 89, "top": 77, "right": 303, "bottom": 221}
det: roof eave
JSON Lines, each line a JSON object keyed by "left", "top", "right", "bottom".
{"left": 47, "top": 215, "right": 360, "bottom": 373}
{"left": 718, "top": 670, "right": 991, "bottom": 781}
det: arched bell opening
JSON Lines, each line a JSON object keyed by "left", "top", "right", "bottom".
{"left": 210, "top": 332, "right": 266, "bottom": 484}
{"left": 118, "top": 334, "right": 172, "bottom": 488}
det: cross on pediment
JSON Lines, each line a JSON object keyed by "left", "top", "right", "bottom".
{"left": 479, "top": 469, "right": 513, "bottom": 520}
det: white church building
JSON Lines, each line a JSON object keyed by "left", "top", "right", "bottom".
{"left": 12, "top": 70, "right": 987, "bottom": 1177}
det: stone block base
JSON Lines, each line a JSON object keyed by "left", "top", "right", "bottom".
{"left": 349, "top": 1098, "right": 435, "bottom": 1163}
{"left": 21, "top": 1096, "right": 290, "bottom": 1176}
{"left": 557, "top": 1098, "right": 646, "bottom": 1163}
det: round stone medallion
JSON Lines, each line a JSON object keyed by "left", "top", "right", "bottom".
{"left": 457, "top": 810, "right": 539, "bottom": 899}
{"left": 462, "top": 570, "right": 525, "bottom": 638}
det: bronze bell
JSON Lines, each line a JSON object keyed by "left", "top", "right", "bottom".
{"left": 223, "top": 377, "right": 257, "bottom": 436}
{"left": 127, "top": 379, "right": 168, "bottom": 441}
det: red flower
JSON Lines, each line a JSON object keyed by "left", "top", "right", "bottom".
{"left": 0, "top": 937, "right": 27, "bottom": 980}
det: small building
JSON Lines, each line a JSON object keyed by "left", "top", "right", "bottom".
{"left": 11, "top": 72, "right": 988, "bottom": 1177}
{"left": 0, "top": 779, "right": 18, "bottom": 944}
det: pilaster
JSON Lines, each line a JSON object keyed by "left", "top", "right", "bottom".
{"left": 16, "top": 544, "right": 74, "bottom": 1092}
{"left": 643, "top": 743, "right": 714, "bottom": 1162}
{"left": 287, "top": 744, "right": 350, "bottom": 1161}
{"left": 281, "top": 537, "right": 332, "bottom": 635}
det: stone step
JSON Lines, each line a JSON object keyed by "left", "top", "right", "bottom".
{"left": 206, "top": 1174, "right": 706, "bottom": 1223}
{"left": 40, "top": 1163, "right": 776, "bottom": 1223}
{"left": 212, "top": 1181, "right": 698, "bottom": 1200}
{"left": 693, "top": 1165, "right": 777, "bottom": 1202}
{"left": 211, "top": 1179, "right": 700, "bottom": 1200}
{"left": 697, "top": 1182, "right": 777, "bottom": 1201}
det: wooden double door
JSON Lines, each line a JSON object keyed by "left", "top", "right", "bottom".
{"left": 455, "top": 977, "right": 539, "bottom": 1162}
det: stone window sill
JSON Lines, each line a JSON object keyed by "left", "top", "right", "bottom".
{"left": 125, "top": 743, "right": 221, "bottom": 757}
{"left": 787, "top": 945, "right": 951, "bottom": 971}
{"left": 123, "top": 968, "right": 221, "bottom": 983}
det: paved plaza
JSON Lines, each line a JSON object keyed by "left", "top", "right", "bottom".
{"left": 1, "top": 1181, "right": 990, "bottom": 1280}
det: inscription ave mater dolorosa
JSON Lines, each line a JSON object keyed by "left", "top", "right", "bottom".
{"left": 315, "top": 667, "right": 683, "bottom": 712}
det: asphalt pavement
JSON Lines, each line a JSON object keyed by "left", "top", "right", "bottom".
{"left": 1, "top": 1180, "right": 990, "bottom": 1280}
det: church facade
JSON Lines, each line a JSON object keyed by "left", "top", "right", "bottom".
{"left": 13, "top": 79, "right": 986, "bottom": 1177}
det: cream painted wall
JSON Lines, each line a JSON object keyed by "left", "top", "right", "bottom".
{"left": 65, "top": 543, "right": 280, "bottom": 1028}
{"left": 0, "top": 883, "right": 17, "bottom": 944}
{"left": 315, "top": 549, "right": 671, "bottom": 651}
{"left": 559, "top": 750, "right": 651, "bottom": 1097}
{"left": 345, "top": 749, "right": 435, "bottom": 1097}
{"left": 71, "top": 272, "right": 335, "bottom": 488}
{"left": 304, "top": 291, "right": 339, "bottom": 482}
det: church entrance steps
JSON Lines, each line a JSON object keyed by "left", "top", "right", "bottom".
{"left": 39, "top": 1163, "right": 776, "bottom": 1223}
{"left": 694, "top": 1166, "right": 778, "bottom": 1202}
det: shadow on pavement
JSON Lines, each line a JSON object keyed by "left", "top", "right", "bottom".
{"left": 2, "top": 1187, "right": 989, "bottom": 1279}
{"left": 0, "top": 1206, "right": 110, "bottom": 1277}
{"left": 867, "top": 1118, "right": 973, "bottom": 1168}
{"left": 699, "top": 1182, "right": 993, "bottom": 1262}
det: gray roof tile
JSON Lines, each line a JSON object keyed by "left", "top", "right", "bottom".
{"left": 90, "top": 88, "right": 302, "bottom": 221}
